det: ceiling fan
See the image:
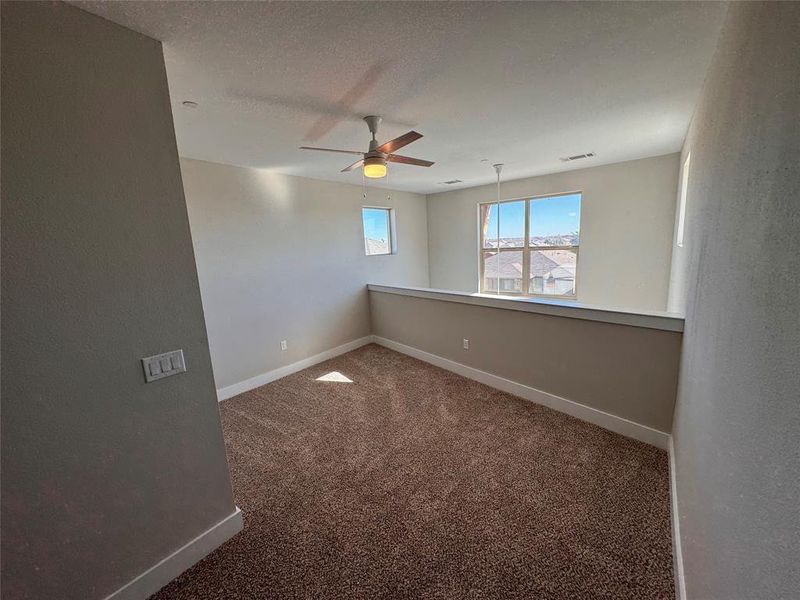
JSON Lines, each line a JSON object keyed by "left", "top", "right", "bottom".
{"left": 300, "top": 116, "right": 433, "bottom": 179}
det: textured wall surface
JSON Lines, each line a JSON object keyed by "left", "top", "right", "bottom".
{"left": 370, "top": 291, "right": 682, "bottom": 433}
{"left": 426, "top": 154, "right": 679, "bottom": 312}
{"left": 181, "top": 158, "right": 429, "bottom": 390}
{"left": 669, "top": 2, "right": 800, "bottom": 598}
{"left": 1, "top": 3, "right": 236, "bottom": 599}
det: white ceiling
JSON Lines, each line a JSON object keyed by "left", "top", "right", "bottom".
{"left": 74, "top": 1, "right": 727, "bottom": 194}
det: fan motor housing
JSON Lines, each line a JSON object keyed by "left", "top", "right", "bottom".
{"left": 364, "top": 154, "right": 387, "bottom": 168}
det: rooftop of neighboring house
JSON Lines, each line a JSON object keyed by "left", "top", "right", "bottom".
{"left": 484, "top": 249, "right": 576, "bottom": 279}
{"left": 365, "top": 238, "right": 390, "bottom": 254}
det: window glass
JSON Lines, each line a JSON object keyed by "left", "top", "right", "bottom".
{"left": 362, "top": 208, "right": 392, "bottom": 256}
{"left": 482, "top": 250, "right": 524, "bottom": 294}
{"left": 529, "top": 193, "right": 581, "bottom": 246}
{"left": 529, "top": 248, "right": 577, "bottom": 296}
{"left": 483, "top": 200, "right": 525, "bottom": 248}
{"left": 480, "top": 204, "right": 497, "bottom": 249}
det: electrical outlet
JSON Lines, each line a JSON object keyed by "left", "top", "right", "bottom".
{"left": 463, "top": 338, "right": 470, "bottom": 350}
{"left": 280, "top": 340, "right": 288, "bottom": 351}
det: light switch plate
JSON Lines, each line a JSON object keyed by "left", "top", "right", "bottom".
{"left": 142, "top": 349, "right": 186, "bottom": 383}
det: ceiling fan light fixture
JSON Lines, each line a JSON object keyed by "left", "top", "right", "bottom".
{"left": 363, "top": 156, "right": 387, "bottom": 179}
{"left": 300, "top": 116, "right": 432, "bottom": 178}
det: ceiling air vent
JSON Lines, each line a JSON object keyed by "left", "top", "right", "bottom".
{"left": 440, "top": 179, "right": 463, "bottom": 185}
{"left": 560, "top": 152, "right": 596, "bottom": 163}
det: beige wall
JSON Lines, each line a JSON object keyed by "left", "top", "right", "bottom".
{"left": 1, "top": 3, "right": 236, "bottom": 599}
{"left": 370, "top": 291, "right": 681, "bottom": 433}
{"left": 669, "top": 3, "right": 800, "bottom": 598}
{"left": 427, "top": 154, "right": 679, "bottom": 312}
{"left": 181, "top": 159, "right": 430, "bottom": 390}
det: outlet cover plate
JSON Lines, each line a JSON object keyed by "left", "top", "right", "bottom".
{"left": 142, "top": 349, "right": 186, "bottom": 383}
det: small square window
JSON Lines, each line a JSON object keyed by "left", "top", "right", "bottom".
{"left": 362, "top": 207, "right": 393, "bottom": 256}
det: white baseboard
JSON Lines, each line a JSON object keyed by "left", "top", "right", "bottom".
{"left": 669, "top": 437, "right": 687, "bottom": 600}
{"left": 372, "top": 336, "right": 669, "bottom": 450}
{"left": 104, "top": 507, "right": 243, "bottom": 600}
{"left": 216, "top": 336, "right": 373, "bottom": 401}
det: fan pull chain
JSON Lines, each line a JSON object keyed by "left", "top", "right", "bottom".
{"left": 386, "top": 167, "right": 391, "bottom": 203}
{"left": 362, "top": 170, "right": 367, "bottom": 200}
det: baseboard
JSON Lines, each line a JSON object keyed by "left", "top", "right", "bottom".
{"left": 669, "top": 437, "right": 687, "bottom": 600}
{"left": 372, "top": 336, "right": 669, "bottom": 450}
{"left": 216, "top": 336, "right": 373, "bottom": 401}
{"left": 103, "top": 507, "right": 243, "bottom": 600}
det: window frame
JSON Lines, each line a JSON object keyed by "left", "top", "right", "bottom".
{"left": 477, "top": 191, "right": 581, "bottom": 299}
{"left": 676, "top": 152, "right": 691, "bottom": 248}
{"left": 362, "top": 206, "right": 396, "bottom": 256}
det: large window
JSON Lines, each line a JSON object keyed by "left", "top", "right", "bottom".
{"left": 480, "top": 193, "right": 581, "bottom": 298}
{"left": 362, "top": 207, "right": 394, "bottom": 256}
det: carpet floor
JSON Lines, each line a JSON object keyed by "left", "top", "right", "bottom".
{"left": 150, "top": 344, "right": 673, "bottom": 599}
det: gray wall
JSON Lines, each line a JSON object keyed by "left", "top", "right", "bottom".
{"left": 1, "top": 3, "right": 236, "bottom": 599}
{"left": 669, "top": 2, "right": 800, "bottom": 598}
{"left": 426, "top": 154, "right": 679, "bottom": 312}
{"left": 370, "top": 291, "right": 681, "bottom": 433}
{"left": 181, "top": 158, "right": 429, "bottom": 390}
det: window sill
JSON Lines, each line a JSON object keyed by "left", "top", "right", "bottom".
{"left": 479, "top": 291, "right": 577, "bottom": 300}
{"left": 367, "top": 284, "right": 685, "bottom": 332}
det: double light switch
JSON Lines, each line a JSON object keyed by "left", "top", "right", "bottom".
{"left": 142, "top": 349, "right": 186, "bottom": 383}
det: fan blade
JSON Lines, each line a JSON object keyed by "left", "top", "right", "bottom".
{"left": 375, "top": 131, "right": 423, "bottom": 154}
{"left": 300, "top": 146, "right": 364, "bottom": 156}
{"left": 388, "top": 154, "right": 434, "bottom": 167}
{"left": 341, "top": 159, "right": 365, "bottom": 172}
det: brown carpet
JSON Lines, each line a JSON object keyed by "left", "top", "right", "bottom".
{"left": 150, "top": 344, "right": 673, "bottom": 599}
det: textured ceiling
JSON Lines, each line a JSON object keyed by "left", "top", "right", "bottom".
{"left": 73, "top": 1, "right": 727, "bottom": 193}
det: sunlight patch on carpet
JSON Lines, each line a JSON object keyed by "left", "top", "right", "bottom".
{"left": 315, "top": 371, "right": 353, "bottom": 383}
